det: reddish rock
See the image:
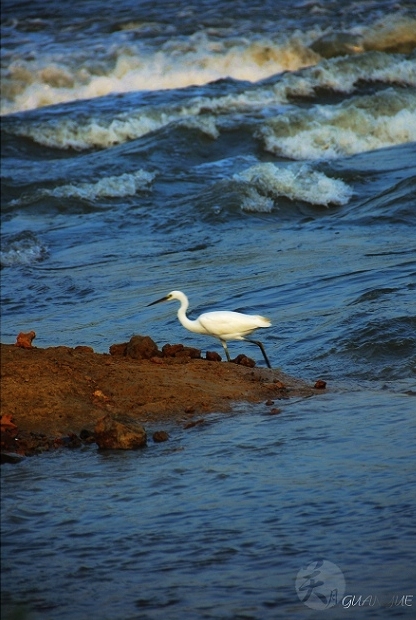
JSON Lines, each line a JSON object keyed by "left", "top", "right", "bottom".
{"left": 1, "top": 414, "right": 18, "bottom": 436}
{"left": 314, "top": 379, "right": 327, "bottom": 389}
{"left": 74, "top": 346, "right": 94, "bottom": 354}
{"left": 15, "top": 331, "right": 36, "bottom": 349}
{"left": 109, "top": 342, "right": 128, "bottom": 356}
{"left": 206, "top": 351, "right": 222, "bottom": 362}
{"left": 162, "top": 343, "right": 184, "bottom": 357}
{"left": 162, "top": 343, "right": 201, "bottom": 359}
{"left": 1, "top": 414, "right": 19, "bottom": 454}
{"left": 179, "top": 347, "right": 201, "bottom": 359}
{"left": 126, "top": 335, "right": 160, "bottom": 360}
{"left": 274, "top": 380, "right": 287, "bottom": 389}
{"left": 233, "top": 354, "right": 255, "bottom": 367}
{"left": 94, "top": 414, "right": 147, "bottom": 450}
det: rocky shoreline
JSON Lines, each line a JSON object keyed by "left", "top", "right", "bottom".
{"left": 1, "top": 334, "right": 326, "bottom": 461}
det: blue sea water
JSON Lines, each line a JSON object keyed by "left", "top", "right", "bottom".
{"left": 1, "top": 0, "right": 416, "bottom": 618}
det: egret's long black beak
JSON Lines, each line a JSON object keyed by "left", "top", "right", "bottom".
{"left": 147, "top": 295, "right": 169, "bottom": 307}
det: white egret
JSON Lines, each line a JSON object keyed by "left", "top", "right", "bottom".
{"left": 147, "top": 290, "right": 272, "bottom": 368}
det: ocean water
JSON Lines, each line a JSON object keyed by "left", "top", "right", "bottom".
{"left": 1, "top": 0, "right": 416, "bottom": 618}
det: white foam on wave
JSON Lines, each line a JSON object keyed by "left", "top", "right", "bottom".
{"left": 8, "top": 101, "right": 216, "bottom": 150}
{"left": 289, "top": 51, "right": 416, "bottom": 96}
{"left": 2, "top": 10, "right": 415, "bottom": 117}
{"left": 0, "top": 231, "right": 48, "bottom": 267}
{"left": 9, "top": 112, "right": 180, "bottom": 150}
{"left": 1, "top": 29, "right": 319, "bottom": 116}
{"left": 259, "top": 88, "right": 416, "bottom": 160}
{"left": 46, "top": 169, "right": 156, "bottom": 200}
{"left": 9, "top": 169, "right": 156, "bottom": 207}
{"left": 6, "top": 49, "right": 414, "bottom": 152}
{"left": 234, "top": 162, "right": 353, "bottom": 209}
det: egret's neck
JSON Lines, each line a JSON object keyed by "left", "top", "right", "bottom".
{"left": 177, "top": 302, "right": 196, "bottom": 331}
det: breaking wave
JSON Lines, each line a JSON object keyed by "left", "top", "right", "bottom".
{"left": 258, "top": 88, "right": 416, "bottom": 160}
{"left": 234, "top": 163, "right": 353, "bottom": 209}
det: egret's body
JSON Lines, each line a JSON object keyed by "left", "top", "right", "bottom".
{"left": 148, "top": 290, "right": 272, "bottom": 368}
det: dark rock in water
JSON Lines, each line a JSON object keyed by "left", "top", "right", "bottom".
{"left": 153, "top": 430, "right": 169, "bottom": 443}
{"left": 269, "top": 408, "right": 282, "bottom": 415}
{"left": 1, "top": 451, "right": 25, "bottom": 464}
{"left": 60, "top": 432, "right": 83, "bottom": 449}
{"left": 126, "top": 335, "right": 160, "bottom": 360}
{"left": 94, "top": 414, "right": 147, "bottom": 450}
{"left": 314, "top": 379, "right": 327, "bottom": 389}
{"left": 80, "top": 428, "right": 96, "bottom": 444}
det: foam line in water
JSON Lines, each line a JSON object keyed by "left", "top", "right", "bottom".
{"left": 8, "top": 169, "right": 156, "bottom": 208}
{"left": 234, "top": 163, "right": 353, "bottom": 209}
{"left": 2, "top": 13, "right": 415, "bottom": 116}
{"left": 1, "top": 28, "right": 321, "bottom": 116}
{"left": 47, "top": 169, "right": 156, "bottom": 200}
{"left": 4, "top": 51, "right": 414, "bottom": 152}
{"left": 258, "top": 88, "right": 416, "bottom": 160}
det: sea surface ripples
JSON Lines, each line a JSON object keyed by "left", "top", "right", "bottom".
{"left": 1, "top": 0, "right": 416, "bottom": 617}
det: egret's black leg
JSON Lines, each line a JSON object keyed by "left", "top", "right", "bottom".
{"left": 221, "top": 340, "right": 232, "bottom": 362}
{"left": 245, "top": 338, "right": 272, "bottom": 368}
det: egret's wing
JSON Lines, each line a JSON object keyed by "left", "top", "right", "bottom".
{"left": 199, "top": 311, "right": 270, "bottom": 340}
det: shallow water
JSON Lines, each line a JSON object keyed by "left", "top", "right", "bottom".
{"left": 1, "top": 0, "right": 416, "bottom": 617}
{"left": 2, "top": 390, "right": 416, "bottom": 619}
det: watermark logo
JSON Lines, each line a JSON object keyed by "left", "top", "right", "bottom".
{"left": 296, "top": 559, "right": 346, "bottom": 610}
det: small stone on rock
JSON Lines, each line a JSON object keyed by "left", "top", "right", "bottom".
{"left": 15, "top": 331, "right": 36, "bottom": 349}
{"left": 233, "top": 354, "right": 255, "bottom": 367}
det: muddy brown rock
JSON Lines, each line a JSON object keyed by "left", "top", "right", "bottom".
{"left": 233, "top": 354, "right": 255, "bottom": 367}
{"left": 162, "top": 343, "right": 201, "bottom": 359}
{"left": 94, "top": 414, "right": 147, "bottom": 450}
{"left": 126, "top": 335, "right": 160, "bottom": 360}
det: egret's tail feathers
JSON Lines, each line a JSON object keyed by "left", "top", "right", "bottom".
{"left": 257, "top": 315, "right": 272, "bottom": 327}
